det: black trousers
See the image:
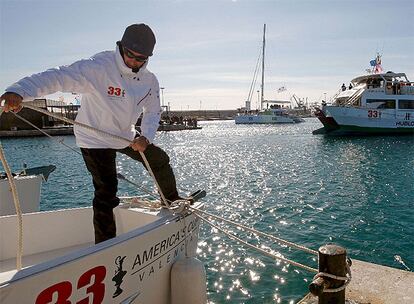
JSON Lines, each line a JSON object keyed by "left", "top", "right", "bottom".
{"left": 81, "top": 144, "right": 179, "bottom": 244}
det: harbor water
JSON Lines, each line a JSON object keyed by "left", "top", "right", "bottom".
{"left": 1, "top": 118, "right": 413, "bottom": 303}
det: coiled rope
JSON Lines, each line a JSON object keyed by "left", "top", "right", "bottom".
{"left": 313, "top": 262, "right": 352, "bottom": 293}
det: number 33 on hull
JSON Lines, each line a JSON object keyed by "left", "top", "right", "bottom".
{"left": 0, "top": 200, "right": 204, "bottom": 304}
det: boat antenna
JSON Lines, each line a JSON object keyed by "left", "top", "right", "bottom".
{"left": 261, "top": 23, "right": 266, "bottom": 110}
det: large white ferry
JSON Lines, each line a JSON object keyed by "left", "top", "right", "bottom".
{"left": 313, "top": 72, "right": 414, "bottom": 135}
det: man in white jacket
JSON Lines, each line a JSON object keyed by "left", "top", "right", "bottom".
{"left": 1, "top": 24, "right": 182, "bottom": 243}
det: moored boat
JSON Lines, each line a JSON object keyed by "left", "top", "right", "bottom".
{"left": 0, "top": 165, "right": 55, "bottom": 216}
{"left": 0, "top": 199, "right": 203, "bottom": 303}
{"left": 313, "top": 71, "right": 414, "bottom": 135}
{"left": 235, "top": 103, "right": 305, "bottom": 124}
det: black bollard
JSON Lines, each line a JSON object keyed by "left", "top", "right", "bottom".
{"left": 309, "top": 244, "right": 347, "bottom": 304}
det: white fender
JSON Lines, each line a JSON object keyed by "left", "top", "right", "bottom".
{"left": 171, "top": 257, "right": 207, "bottom": 304}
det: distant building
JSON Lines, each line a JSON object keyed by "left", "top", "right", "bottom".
{"left": 0, "top": 99, "right": 80, "bottom": 131}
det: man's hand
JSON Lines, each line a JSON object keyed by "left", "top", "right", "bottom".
{"left": 0, "top": 92, "right": 23, "bottom": 113}
{"left": 129, "top": 136, "right": 150, "bottom": 152}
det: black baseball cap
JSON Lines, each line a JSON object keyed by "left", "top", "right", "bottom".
{"left": 120, "top": 24, "right": 156, "bottom": 56}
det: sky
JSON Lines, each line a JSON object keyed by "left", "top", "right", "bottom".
{"left": 1, "top": 0, "right": 413, "bottom": 110}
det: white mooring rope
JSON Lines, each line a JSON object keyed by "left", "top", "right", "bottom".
{"left": 189, "top": 205, "right": 352, "bottom": 292}
{"left": 1, "top": 104, "right": 352, "bottom": 293}
{"left": 192, "top": 208, "right": 319, "bottom": 273}
{"left": 313, "top": 262, "right": 352, "bottom": 293}
{"left": 189, "top": 206, "right": 318, "bottom": 255}
{"left": 0, "top": 144, "right": 23, "bottom": 270}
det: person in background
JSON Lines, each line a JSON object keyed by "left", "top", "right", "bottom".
{"left": 1, "top": 23, "right": 183, "bottom": 244}
{"left": 341, "top": 83, "right": 346, "bottom": 91}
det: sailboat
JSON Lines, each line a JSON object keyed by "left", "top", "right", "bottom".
{"left": 235, "top": 24, "right": 304, "bottom": 124}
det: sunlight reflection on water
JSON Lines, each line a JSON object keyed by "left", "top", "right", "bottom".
{"left": 2, "top": 118, "right": 413, "bottom": 303}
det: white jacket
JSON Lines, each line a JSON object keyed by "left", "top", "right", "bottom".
{"left": 5, "top": 44, "right": 162, "bottom": 149}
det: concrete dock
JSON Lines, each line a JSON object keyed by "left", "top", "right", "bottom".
{"left": 299, "top": 259, "right": 414, "bottom": 304}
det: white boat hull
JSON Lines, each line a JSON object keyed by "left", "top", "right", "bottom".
{"left": 315, "top": 106, "right": 414, "bottom": 134}
{"left": 326, "top": 106, "right": 414, "bottom": 129}
{"left": 0, "top": 175, "right": 42, "bottom": 216}
{"left": 0, "top": 202, "right": 202, "bottom": 304}
{"left": 235, "top": 114, "right": 300, "bottom": 124}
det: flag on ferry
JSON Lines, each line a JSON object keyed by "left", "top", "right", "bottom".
{"left": 374, "top": 64, "right": 383, "bottom": 74}
{"left": 373, "top": 54, "right": 383, "bottom": 74}
{"left": 277, "top": 86, "right": 286, "bottom": 93}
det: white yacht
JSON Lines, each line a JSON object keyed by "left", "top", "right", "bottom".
{"left": 235, "top": 103, "right": 305, "bottom": 124}
{"left": 313, "top": 71, "right": 414, "bottom": 135}
{"left": 235, "top": 24, "right": 304, "bottom": 125}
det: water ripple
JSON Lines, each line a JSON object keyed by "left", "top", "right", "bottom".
{"left": 1, "top": 118, "right": 413, "bottom": 303}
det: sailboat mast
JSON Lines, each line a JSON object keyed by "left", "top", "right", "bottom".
{"left": 260, "top": 24, "right": 266, "bottom": 110}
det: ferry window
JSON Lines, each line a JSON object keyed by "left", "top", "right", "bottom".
{"left": 367, "top": 99, "right": 395, "bottom": 109}
{"left": 398, "top": 100, "right": 414, "bottom": 109}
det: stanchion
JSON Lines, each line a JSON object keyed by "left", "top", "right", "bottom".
{"left": 309, "top": 244, "right": 347, "bottom": 304}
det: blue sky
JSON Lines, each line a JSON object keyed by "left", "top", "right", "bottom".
{"left": 1, "top": 0, "right": 413, "bottom": 110}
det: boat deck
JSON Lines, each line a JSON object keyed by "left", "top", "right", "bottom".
{"left": 0, "top": 203, "right": 164, "bottom": 286}
{"left": 0, "top": 242, "right": 92, "bottom": 284}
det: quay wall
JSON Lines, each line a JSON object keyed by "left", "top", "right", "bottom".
{"left": 163, "top": 109, "right": 313, "bottom": 120}
{"left": 163, "top": 110, "right": 238, "bottom": 120}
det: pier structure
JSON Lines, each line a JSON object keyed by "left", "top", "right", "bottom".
{"left": 189, "top": 207, "right": 413, "bottom": 304}
{"left": 299, "top": 244, "right": 413, "bottom": 304}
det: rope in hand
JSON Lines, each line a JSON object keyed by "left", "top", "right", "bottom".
{"left": 20, "top": 104, "right": 168, "bottom": 206}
